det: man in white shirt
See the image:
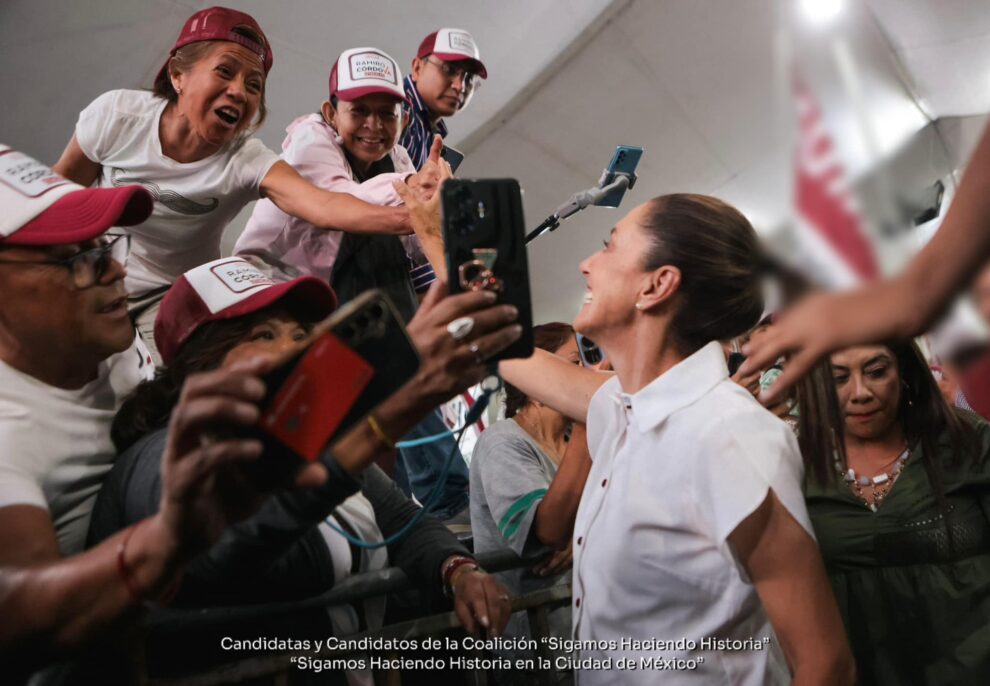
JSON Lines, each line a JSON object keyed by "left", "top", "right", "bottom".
{"left": 0, "top": 146, "right": 323, "bottom": 680}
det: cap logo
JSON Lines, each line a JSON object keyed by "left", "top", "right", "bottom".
{"left": 446, "top": 31, "right": 476, "bottom": 55}
{"left": 210, "top": 260, "right": 274, "bottom": 294}
{"left": 348, "top": 51, "right": 398, "bottom": 85}
{"left": 0, "top": 150, "right": 71, "bottom": 199}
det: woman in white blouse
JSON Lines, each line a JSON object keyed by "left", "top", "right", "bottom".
{"left": 501, "top": 194, "right": 853, "bottom": 685}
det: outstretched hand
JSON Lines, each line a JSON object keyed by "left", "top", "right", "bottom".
{"left": 158, "top": 357, "right": 327, "bottom": 557}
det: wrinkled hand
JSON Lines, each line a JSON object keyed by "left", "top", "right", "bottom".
{"left": 393, "top": 151, "right": 451, "bottom": 242}
{"left": 533, "top": 547, "right": 572, "bottom": 577}
{"left": 403, "top": 281, "right": 522, "bottom": 408}
{"left": 452, "top": 569, "right": 512, "bottom": 637}
{"left": 405, "top": 136, "right": 448, "bottom": 202}
{"left": 158, "top": 358, "right": 327, "bottom": 557}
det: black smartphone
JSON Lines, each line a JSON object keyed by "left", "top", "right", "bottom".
{"left": 442, "top": 178, "right": 534, "bottom": 361}
{"left": 576, "top": 333, "right": 604, "bottom": 367}
{"left": 245, "top": 290, "right": 420, "bottom": 486}
{"left": 441, "top": 145, "right": 465, "bottom": 173}
{"left": 727, "top": 351, "right": 747, "bottom": 376}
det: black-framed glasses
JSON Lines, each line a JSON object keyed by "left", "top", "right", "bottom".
{"left": 0, "top": 233, "right": 130, "bottom": 288}
{"left": 424, "top": 57, "right": 482, "bottom": 93}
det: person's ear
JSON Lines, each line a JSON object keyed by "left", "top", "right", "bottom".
{"left": 636, "top": 265, "right": 681, "bottom": 312}
{"left": 410, "top": 57, "right": 424, "bottom": 82}
{"left": 321, "top": 101, "right": 337, "bottom": 131}
{"left": 169, "top": 60, "right": 185, "bottom": 96}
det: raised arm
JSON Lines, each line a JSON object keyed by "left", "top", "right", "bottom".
{"left": 52, "top": 135, "right": 101, "bottom": 187}
{"left": 499, "top": 349, "right": 612, "bottom": 423}
{"left": 532, "top": 423, "right": 592, "bottom": 551}
{"left": 742, "top": 120, "right": 990, "bottom": 405}
{"left": 260, "top": 160, "right": 411, "bottom": 236}
{"left": 729, "top": 492, "right": 855, "bottom": 685}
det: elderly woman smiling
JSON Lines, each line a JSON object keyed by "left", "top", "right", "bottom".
{"left": 52, "top": 7, "right": 430, "bottom": 360}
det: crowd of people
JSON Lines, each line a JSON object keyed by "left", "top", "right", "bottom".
{"left": 2, "top": 5, "right": 990, "bottom": 686}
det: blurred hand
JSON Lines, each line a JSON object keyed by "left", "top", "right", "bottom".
{"left": 452, "top": 569, "right": 512, "bottom": 637}
{"left": 533, "top": 547, "right": 572, "bottom": 577}
{"left": 393, "top": 158, "right": 451, "bottom": 242}
{"left": 740, "top": 290, "right": 887, "bottom": 406}
{"left": 157, "top": 358, "right": 326, "bottom": 557}
{"left": 405, "top": 136, "right": 449, "bottom": 202}
{"left": 731, "top": 364, "right": 762, "bottom": 397}
{"left": 403, "top": 281, "right": 522, "bottom": 408}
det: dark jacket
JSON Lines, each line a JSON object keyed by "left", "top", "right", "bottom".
{"left": 88, "top": 428, "right": 469, "bottom": 606}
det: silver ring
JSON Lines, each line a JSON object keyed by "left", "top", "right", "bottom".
{"left": 446, "top": 316, "right": 475, "bottom": 341}
{"left": 469, "top": 342, "right": 484, "bottom": 365}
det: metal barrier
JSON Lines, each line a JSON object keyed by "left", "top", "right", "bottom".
{"left": 139, "top": 548, "right": 573, "bottom": 686}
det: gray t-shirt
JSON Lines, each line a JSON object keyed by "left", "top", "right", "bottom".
{"left": 469, "top": 419, "right": 571, "bottom": 643}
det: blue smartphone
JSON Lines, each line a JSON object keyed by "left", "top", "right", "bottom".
{"left": 596, "top": 145, "right": 643, "bottom": 208}
{"left": 576, "top": 333, "right": 605, "bottom": 367}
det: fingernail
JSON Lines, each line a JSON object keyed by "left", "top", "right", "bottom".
{"left": 512, "top": 325, "right": 523, "bottom": 337}
{"left": 506, "top": 305, "right": 519, "bottom": 319}
{"left": 483, "top": 290, "right": 497, "bottom": 302}
{"left": 244, "top": 377, "right": 266, "bottom": 399}
{"left": 237, "top": 404, "right": 260, "bottom": 423}
{"left": 480, "top": 615, "right": 490, "bottom": 628}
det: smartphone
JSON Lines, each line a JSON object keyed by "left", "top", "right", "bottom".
{"left": 442, "top": 178, "right": 534, "bottom": 361}
{"left": 596, "top": 145, "right": 643, "bottom": 208}
{"left": 727, "top": 351, "right": 747, "bottom": 376}
{"left": 576, "top": 333, "right": 604, "bottom": 367}
{"left": 441, "top": 145, "right": 465, "bottom": 173}
{"left": 245, "top": 290, "right": 421, "bottom": 486}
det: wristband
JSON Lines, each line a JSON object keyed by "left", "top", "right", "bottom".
{"left": 367, "top": 412, "right": 396, "bottom": 450}
{"left": 442, "top": 555, "right": 480, "bottom": 598}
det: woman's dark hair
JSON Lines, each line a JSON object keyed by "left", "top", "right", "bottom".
{"left": 152, "top": 26, "right": 269, "bottom": 131}
{"left": 802, "top": 340, "right": 980, "bottom": 518}
{"left": 641, "top": 194, "right": 766, "bottom": 354}
{"left": 504, "top": 322, "right": 575, "bottom": 419}
{"left": 112, "top": 303, "right": 313, "bottom": 453}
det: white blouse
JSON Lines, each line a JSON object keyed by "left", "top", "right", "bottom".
{"left": 571, "top": 341, "right": 814, "bottom": 685}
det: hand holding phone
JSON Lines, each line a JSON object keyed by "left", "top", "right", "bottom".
{"left": 441, "top": 178, "right": 534, "bottom": 361}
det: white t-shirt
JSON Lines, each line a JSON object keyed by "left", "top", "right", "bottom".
{"left": 0, "top": 336, "right": 154, "bottom": 555}
{"left": 571, "top": 341, "right": 813, "bottom": 685}
{"left": 75, "top": 89, "right": 280, "bottom": 295}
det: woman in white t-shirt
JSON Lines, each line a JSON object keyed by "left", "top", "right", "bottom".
{"left": 51, "top": 7, "right": 429, "bottom": 360}
{"left": 500, "top": 195, "right": 855, "bottom": 685}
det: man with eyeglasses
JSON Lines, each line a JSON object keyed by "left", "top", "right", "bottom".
{"left": 0, "top": 146, "right": 334, "bottom": 679}
{"left": 402, "top": 28, "right": 488, "bottom": 171}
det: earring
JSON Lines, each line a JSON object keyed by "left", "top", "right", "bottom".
{"left": 635, "top": 302, "right": 643, "bottom": 310}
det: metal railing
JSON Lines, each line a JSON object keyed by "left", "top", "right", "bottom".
{"left": 138, "top": 548, "right": 573, "bottom": 686}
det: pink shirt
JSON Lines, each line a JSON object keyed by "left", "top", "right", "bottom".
{"left": 235, "top": 113, "right": 426, "bottom": 282}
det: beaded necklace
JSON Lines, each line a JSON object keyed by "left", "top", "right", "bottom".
{"left": 834, "top": 446, "right": 910, "bottom": 512}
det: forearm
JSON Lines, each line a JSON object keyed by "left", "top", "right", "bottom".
{"left": 310, "top": 192, "right": 411, "bottom": 235}
{"left": 415, "top": 234, "right": 448, "bottom": 283}
{"left": 500, "top": 350, "right": 610, "bottom": 422}
{"left": 331, "top": 387, "right": 430, "bottom": 476}
{"left": 533, "top": 426, "right": 592, "bottom": 549}
{"left": 0, "top": 514, "right": 182, "bottom": 662}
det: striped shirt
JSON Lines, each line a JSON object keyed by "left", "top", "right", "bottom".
{"left": 401, "top": 75, "right": 449, "bottom": 171}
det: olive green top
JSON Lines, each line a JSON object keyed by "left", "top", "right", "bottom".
{"left": 806, "top": 415, "right": 990, "bottom": 686}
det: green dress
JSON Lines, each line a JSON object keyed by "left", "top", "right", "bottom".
{"left": 806, "top": 416, "right": 990, "bottom": 685}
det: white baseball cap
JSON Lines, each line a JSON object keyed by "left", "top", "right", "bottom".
{"left": 416, "top": 28, "right": 487, "bottom": 78}
{"left": 328, "top": 47, "right": 408, "bottom": 103}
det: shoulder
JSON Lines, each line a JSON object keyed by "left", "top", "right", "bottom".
{"left": 473, "top": 420, "right": 537, "bottom": 461}
{"left": 85, "top": 89, "right": 160, "bottom": 118}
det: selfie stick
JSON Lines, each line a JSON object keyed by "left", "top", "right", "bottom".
{"left": 525, "top": 172, "right": 637, "bottom": 245}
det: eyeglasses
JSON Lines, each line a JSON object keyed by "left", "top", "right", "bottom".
{"left": 0, "top": 233, "right": 130, "bottom": 289}
{"left": 424, "top": 57, "right": 482, "bottom": 93}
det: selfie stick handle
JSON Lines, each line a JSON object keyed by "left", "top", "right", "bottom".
{"left": 525, "top": 173, "right": 635, "bottom": 245}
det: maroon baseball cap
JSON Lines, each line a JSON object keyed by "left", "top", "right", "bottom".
{"left": 155, "top": 257, "right": 337, "bottom": 365}
{"left": 0, "top": 145, "right": 152, "bottom": 246}
{"left": 416, "top": 28, "right": 487, "bottom": 79}
{"left": 328, "top": 47, "right": 409, "bottom": 103}
{"left": 156, "top": 6, "right": 273, "bottom": 85}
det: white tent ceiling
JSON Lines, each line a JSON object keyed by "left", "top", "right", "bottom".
{"left": 2, "top": 0, "right": 989, "bottom": 324}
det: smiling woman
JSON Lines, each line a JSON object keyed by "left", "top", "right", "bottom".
{"left": 802, "top": 340, "right": 990, "bottom": 683}
{"left": 51, "top": 6, "right": 414, "bottom": 363}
